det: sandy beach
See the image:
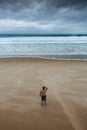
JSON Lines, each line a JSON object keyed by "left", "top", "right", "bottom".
{"left": 0, "top": 58, "right": 87, "bottom": 130}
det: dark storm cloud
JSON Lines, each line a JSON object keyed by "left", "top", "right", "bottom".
{"left": 0, "top": 0, "right": 87, "bottom": 34}
{"left": 49, "top": 0, "right": 87, "bottom": 9}
{"left": 0, "top": 0, "right": 87, "bottom": 21}
{"left": 0, "top": 0, "right": 87, "bottom": 10}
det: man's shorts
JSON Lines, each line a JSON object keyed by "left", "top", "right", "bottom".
{"left": 41, "top": 95, "right": 46, "bottom": 101}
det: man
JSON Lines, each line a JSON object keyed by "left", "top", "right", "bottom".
{"left": 40, "top": 86, "right": 48, "bottom": 106}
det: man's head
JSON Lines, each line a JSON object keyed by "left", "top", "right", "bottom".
{"left": 42, "top": 86, "right": 45, "bottom": 90}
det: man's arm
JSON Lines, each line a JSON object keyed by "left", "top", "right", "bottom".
{"left": 45, "top": 87, "right": 48, "bottom": 91}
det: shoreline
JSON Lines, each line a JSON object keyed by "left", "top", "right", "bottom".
{"left": 0, "top": 56, "right": 87, "bottom": 61}
{"left": 0, "top": 54, "right": 87, "bottom": 61}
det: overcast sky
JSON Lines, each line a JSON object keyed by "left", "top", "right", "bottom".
{"left": 0, "top": 0, "right": 87, "bottom": 34}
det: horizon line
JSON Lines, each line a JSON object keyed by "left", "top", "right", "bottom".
{"left": 0, "top": 34, "right": 87, "bottom": 37}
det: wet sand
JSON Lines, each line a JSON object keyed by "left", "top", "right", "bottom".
{"left": 0, "top": 58, "right": 87, "bottom": 130}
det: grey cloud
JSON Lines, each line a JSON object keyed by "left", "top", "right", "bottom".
{"left": 0, "top": 0, "right": 87, "bottom": 10}
{"left": 49, "top": 0, "right": 87, "bottom": 9}
{"left": 0, "top": 1, "right": 54, "bottom": 21}
{"left": 0, "top": 0, "right": 87, "bottom": 23}
{"left": 0, "top": 0, "right": 87, "bottom": 34}
{"left": 0, "top": 0, "right": 87, "bottom": 22}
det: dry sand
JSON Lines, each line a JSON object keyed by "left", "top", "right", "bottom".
{"left": 0, "top": 58, "right": 87, "bottom": 130}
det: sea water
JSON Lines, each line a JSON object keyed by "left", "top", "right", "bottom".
{"left": 0, "top": 35, "right": 87, "bottom": 60}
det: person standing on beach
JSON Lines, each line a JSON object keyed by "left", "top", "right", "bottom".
{"left": 40, "top": 86, "right": 48, "bottom": 106}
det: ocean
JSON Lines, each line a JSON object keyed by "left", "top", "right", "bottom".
{"left": 0, "top": 35, "right": 87, "bottom": 60}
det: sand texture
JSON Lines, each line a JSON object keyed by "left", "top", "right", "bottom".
{"left": 0, "top": 58, "right": 87, "bottom": 130}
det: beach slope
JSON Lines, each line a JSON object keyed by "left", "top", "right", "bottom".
{"left": 0, "top": 58, "right": 87, "bottom": 130}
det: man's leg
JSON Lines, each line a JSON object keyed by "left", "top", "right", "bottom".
{"left": 41, "top": 96, "right": 44, "bottom": 106}
{"left": 44, "top": 96, "right": 46, "bottom": 105}
{"left": 44, "top": 100, "right": 46, "bottom": 105}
